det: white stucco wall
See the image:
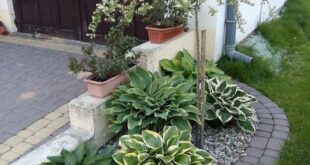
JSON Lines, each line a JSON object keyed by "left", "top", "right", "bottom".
{"left": 0, "top": 0, "right": 286, "bottom": 61}
{"left": 0, "top": 0, "right": 17, "bottom": 32}
{"left": 188, "top": 0, "right": 287, "bottom": 61}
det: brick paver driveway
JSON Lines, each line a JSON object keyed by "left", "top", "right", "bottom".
{"left": 0, "top": 41, "right": 86, "bottom": 142}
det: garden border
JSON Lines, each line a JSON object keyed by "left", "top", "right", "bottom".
{"left": 236, "top": 82, "right": 290, "bottom": 165}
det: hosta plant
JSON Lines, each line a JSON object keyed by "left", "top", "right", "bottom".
{"left": 113, "top": 126, "right": 214, "bottom": 165}
{"left": 104, "top": 67, "right": 201, "bottom": 134}
{"left": 41, "top": 142, "right": 115, "bottom": 165}
{"left": 160, "top": 49, "right": 230, "bottom": 81}
{"left": 205, "top": 78, "right": 257, "bottom": 133}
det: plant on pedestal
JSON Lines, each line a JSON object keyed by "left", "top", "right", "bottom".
{"left": 144, "top": 0, "right": 195, "bottom": 43}
{"left": 68, "top": 0, "right": 152, "bottom": 98}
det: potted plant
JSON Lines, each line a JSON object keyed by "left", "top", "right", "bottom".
{"left": 144, "top": 0, "right": 194, "bottom": 43}
{"left": 68, "top": 27, "right": 140, "bottom": 98}
{"left": 68, "top": 0, "right": 152, "bottom": 98}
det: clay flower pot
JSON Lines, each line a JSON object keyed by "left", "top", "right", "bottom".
{"left": 146, "top": 24, "right": 184, "bottom": 44}
{"left": 84, "top": 67, "right": 135, "bottom": 98}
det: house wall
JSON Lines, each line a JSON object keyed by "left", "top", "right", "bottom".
{"left": 0, "top": 0, "right": 286, "bottom": 61}
{"left": 188, "top": 0, "right": 287, "bottom": 61}
{"left": 0, "top": 0, "right": 17, "bottom": 32}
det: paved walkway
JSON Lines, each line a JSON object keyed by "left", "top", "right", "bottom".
{"left": 0, "top": 41, "right": 86, "bottom": 143}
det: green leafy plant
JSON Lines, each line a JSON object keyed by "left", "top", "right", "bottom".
{"left": 41, "top": 142, "right": 116, "bottom": 165}
{"left": 205, "top": 77, "right": 257, "bottom": 132}
{"left": 144, "top": 0, "right": 195, "bottom": 28}
{"left": 104, "top": 67, "right": 201, "bottom": 134}
{"left": 113, "top": 126, "right": 214, "bottom": 165}
{"left": 68, "top": 39, "right": 139, "bottom": 82}
{"left": 160, "top": 49, "right": 230, "bottom": 81}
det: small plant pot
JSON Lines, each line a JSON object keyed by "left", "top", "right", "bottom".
{"left": 146, "top": 24, "right": 184, "bottom": 44}
{"left": 84, "top": 67, "right": 135, "bottom": 98}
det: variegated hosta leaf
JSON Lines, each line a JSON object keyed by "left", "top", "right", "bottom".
{"left": 105, "top": 67, "right": 198, "bottom": 134}
{"left": 205, "top": 77, "right": 258, "bottom": 133}
{"left": 113, "top": 126, "right": 214, "bottom": 165}
{"left": 160, "top": 49, "right": 230, "bottom": 81}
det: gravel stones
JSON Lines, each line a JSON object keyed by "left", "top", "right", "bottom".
{"left": 203, "top": 124, "right": 255, "bottom": 165}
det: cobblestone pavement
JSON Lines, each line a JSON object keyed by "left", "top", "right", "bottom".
{"left": 236, "top": 82, "right": 290, "bottom": 165}
{"left": 0, "top": 41, "right": 86, "bottom": 143}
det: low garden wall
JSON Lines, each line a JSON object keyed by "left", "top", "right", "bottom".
{"left": 134, "top": 30, "right": 196, "bottom": 72}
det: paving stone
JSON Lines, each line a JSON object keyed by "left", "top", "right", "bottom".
{"left": 259, "top": 156, "right": 276, "bottom": 165}
{"left": 27, "top": 118, "right": 51, "bottom": 132}
{"left": 272, "top": 114, "right": 287, "bottom": 120}
{"left": 16, "top": 130, "right": 34, "bottom": 138}
{"left": 258, "top": 113, "right": 272, "bottom": 119}
{"left": 0, "top": 144, "right": 10, "bottom": 154}
{"left": 241, "top": 156, "right": 259, "bottom": 164}
{"left": 257, "top": 124, "right": 273, "bottom": 132}
{"left": 45, "top": 112, "right": 63, "bottom": 120}
{"left": 264, "top": 149, "right": 280, "bottom": 158}
{"left": 273, "top": 125, "right": 289, "bottom": 132}
{"left": 46, "top": 117, "right": 69, "bottom": 130}
{"left": 268, "top": 107, "right": 283, "bottom": 114}
{"left": 0, "top": 158, "right": 9, "bottom": 165}
{"left": 272, "top": 131, "right": 289, "bottom": 140}
{"left": 25, "top": 136, "right": 43, "bottom": 145}
{"left": 4, "top": 136, "right": 23, "bottom": 147}
{"left": 250, "top": 136, "right": 268, "bottom": 149}
{"left": 11, "top": 142, "right": 33, "bottom": 154}
{"left": 1, "top": 151, "right": 19, "bottom": 162}
{"left": 246, "top": 147, "right": 264, "bottom": 157}
{"left": 267, "top": 138, "right": 285, "bottom": 151}
{"left": 256, "top": 108, "right": 270, "bottom": 114}
{"left": 274, "top": 119, "right": 289, "bottom": 127}
{"left": 253, "top": 102, "right": 265, "bottom": 109}
{"left": 263, "top": 102, "right": 279, "bottom": 108}
{"left": 34, "top": 128, "right": 54, "bottom": 139}
{"left": 54, "top": 104, "right": 69, "bottom": 114}
{"left": 259, "top": 119, "right": 274, "bottom": 125}
{"left": 0, "top": 41, "right": 86, "bottom": 143}
{"left": 255, "top": 131, "right": 271, "bottom": 138}
{"left": 235, "top": 161, "right": 252, "bottom": 165}
{"left": 259, "top": 97, "right": 272, "bottom": 104}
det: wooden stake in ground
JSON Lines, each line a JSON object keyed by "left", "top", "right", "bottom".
{"left": 196, "top": 30, "right": 206, "bottom": 148}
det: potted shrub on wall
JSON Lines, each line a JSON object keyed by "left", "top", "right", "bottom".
{"left": 144, "top": 0, "right": 194, "bottom": 43}
{"left": 68, "top": 28, "right": 140, "bottom": 98}
{"left": 68, "top": 0, "right": 152, "bottom": 98}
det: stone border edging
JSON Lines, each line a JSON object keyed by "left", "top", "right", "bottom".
{"left": 0, "top": 104, "right": 70, "bottom": 165}
{"left": 236, "top": 82, "right": 290, "bottom": 165}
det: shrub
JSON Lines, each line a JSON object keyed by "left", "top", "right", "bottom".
{"left": 205, "top": 78, "right": 257, "bottom": 132}
{"left": 104, "top": 67, "right": 201, "bottom": 134}
{"left": 160, "top": 49, "right": 230, "bottom": 82}
{"left": 143, "top": 0, "right": 195, "bottom": 28}
{"left": 113, "top": 126, "right": 214, "bottom": 165}
{"left": 41, "top": 142, "right": 115, "bottom": 165}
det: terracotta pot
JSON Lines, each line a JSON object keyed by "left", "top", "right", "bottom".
{"left": 85, "top": 67, "right": 134, "bottom": 98}
{"left": 146, "top": 24, "right": 184, "bottom": 44}
{"left": 0, "top": 26, "right": 8, "bottom": 35}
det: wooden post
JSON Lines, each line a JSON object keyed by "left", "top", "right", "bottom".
{"left": 196, "top": 30, "right": 206, "bottom": 148}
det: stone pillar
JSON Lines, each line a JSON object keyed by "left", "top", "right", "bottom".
{"left": 69, "top": 94, "right": 115, "bottom": 147}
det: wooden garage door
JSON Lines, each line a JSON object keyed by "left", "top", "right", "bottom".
{"left": 12, "top": 0, "right": 148, "bottom": 41}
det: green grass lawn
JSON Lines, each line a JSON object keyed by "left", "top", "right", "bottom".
{"left": 218, "top": 0, "right": 310, "bottom": 164}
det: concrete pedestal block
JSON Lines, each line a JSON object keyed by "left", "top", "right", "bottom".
{"left": 69, "top": 94, "right": 115, "bottom": 147}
